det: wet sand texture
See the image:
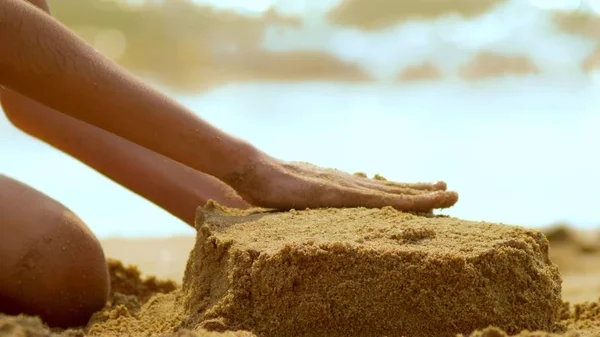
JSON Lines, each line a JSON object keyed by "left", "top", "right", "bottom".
{"left": 0, "top": 314, "right": 256, "bottom": 337}
{"left": 180, "top": 202, "right": 562, "bottom": 337}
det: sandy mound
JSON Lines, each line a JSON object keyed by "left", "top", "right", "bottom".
{"left": 0, "top": 260, "right": 255, "bottom": 337}
{"left": 0, "top": 314, "right": 255, "bottom": 337}
{"left": 107, "top": 259, "right": 177, "bottom": 303}
{"left": 1, "top": 204, "right": 578, "bottom": 337}
{"left": 177, "top": 203, "right": 561, "bottom": 337}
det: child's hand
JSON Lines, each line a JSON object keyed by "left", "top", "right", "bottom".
{"left": 228, "top": 157, "right": 458, "bottom": 212}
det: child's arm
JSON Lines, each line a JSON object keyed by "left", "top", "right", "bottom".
{"left": 0, "top": 0, "right": 256, "bottom": 183}
{"left": 1, "top": 90, "right": 250, "bottom": 226}
{"left": 0, "top": 0, "right": 458, "bottom": 212}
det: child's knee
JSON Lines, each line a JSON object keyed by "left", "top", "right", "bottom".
{"left": 0, "top": 175, "right": 110, "bottom": 327}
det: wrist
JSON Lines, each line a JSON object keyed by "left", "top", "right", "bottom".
{"left": 218, "top": 140, "right": 275, "bottom": 201}
{"left": 217, "top": 138, "right": 264, "bottom": 184}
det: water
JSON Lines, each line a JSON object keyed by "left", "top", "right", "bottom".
{"left": 1, "top": 78, "right": 599, "bottom": 238}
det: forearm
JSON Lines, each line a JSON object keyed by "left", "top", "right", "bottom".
{"left": 1, "top": 89, "right": 250, "bottom": 225}
{"left": 0, "top": 0, "right": 260, "bottom": 184}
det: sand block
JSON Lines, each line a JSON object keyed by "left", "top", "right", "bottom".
{"left": 181, "top": 203, "right": 562, "bottom": 337}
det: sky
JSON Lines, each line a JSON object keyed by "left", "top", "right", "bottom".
{"left": 1, "top": 0, "right": 599, "bottom": 238}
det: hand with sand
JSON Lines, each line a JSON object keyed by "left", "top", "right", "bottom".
{"left": 230, "top": 160, "right": 457, "bottom": 212}
{"left": 0, "top": 0, "right": 458, "bottom": 213}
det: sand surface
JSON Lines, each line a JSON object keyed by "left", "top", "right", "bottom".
{"left": 2, "top": 204, "right": 600, "bottom": 337}
{"left": 99, "top": 226, "right": 600, "bottom": 307}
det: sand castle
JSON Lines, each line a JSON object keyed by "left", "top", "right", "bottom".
{"left": 178, "top": 203, "right": 562, "bottom": 337}
{"left": 1, "top": 203, "right": 575, "bottom": 336}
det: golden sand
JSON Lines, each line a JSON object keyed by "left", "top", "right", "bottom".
{"left": 5, "top": 204, "right": 600, "bottom": 337}
{"left": 177, "top": 203, "right": 561, "bottom": 337}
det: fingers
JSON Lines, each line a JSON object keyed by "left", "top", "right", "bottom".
{"left": 384, "top": 190, "right": 458, "bottom": 212}
{"left": 354, "top": 180, "right": 441, "bottom": 196}
{"left": 354, "top": 178, "right": 448, "bottom": 195}
{"left": 383, "top": 180, "right": 447, "bottom": 191}
{"left": 319, "top": 187, "right": 458, "bottom": 213}
{"left": 387, "top": 190, "right": 458, "bottom": 212}
{"left": 337, "top": 172, "right": 456, "bottom": 211}
{"left": 410, "top": 190, "right": 458, "bottom": 211}
{"left": 352, "top": 172, "right": 448, "bottom": 192}
{"left": 266, "top": 163, "right": 458, "bottom": 212}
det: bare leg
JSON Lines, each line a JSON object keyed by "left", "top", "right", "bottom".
{"left": 0, "top": 175, "right": 109, "bottom": 327}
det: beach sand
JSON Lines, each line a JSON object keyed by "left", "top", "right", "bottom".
{"left": 2, "top": 203, "right": 600, "bottom": 337}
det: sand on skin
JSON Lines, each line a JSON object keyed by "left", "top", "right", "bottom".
{"left": 2, "top": 205, "right": 600, "bottom": 336}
